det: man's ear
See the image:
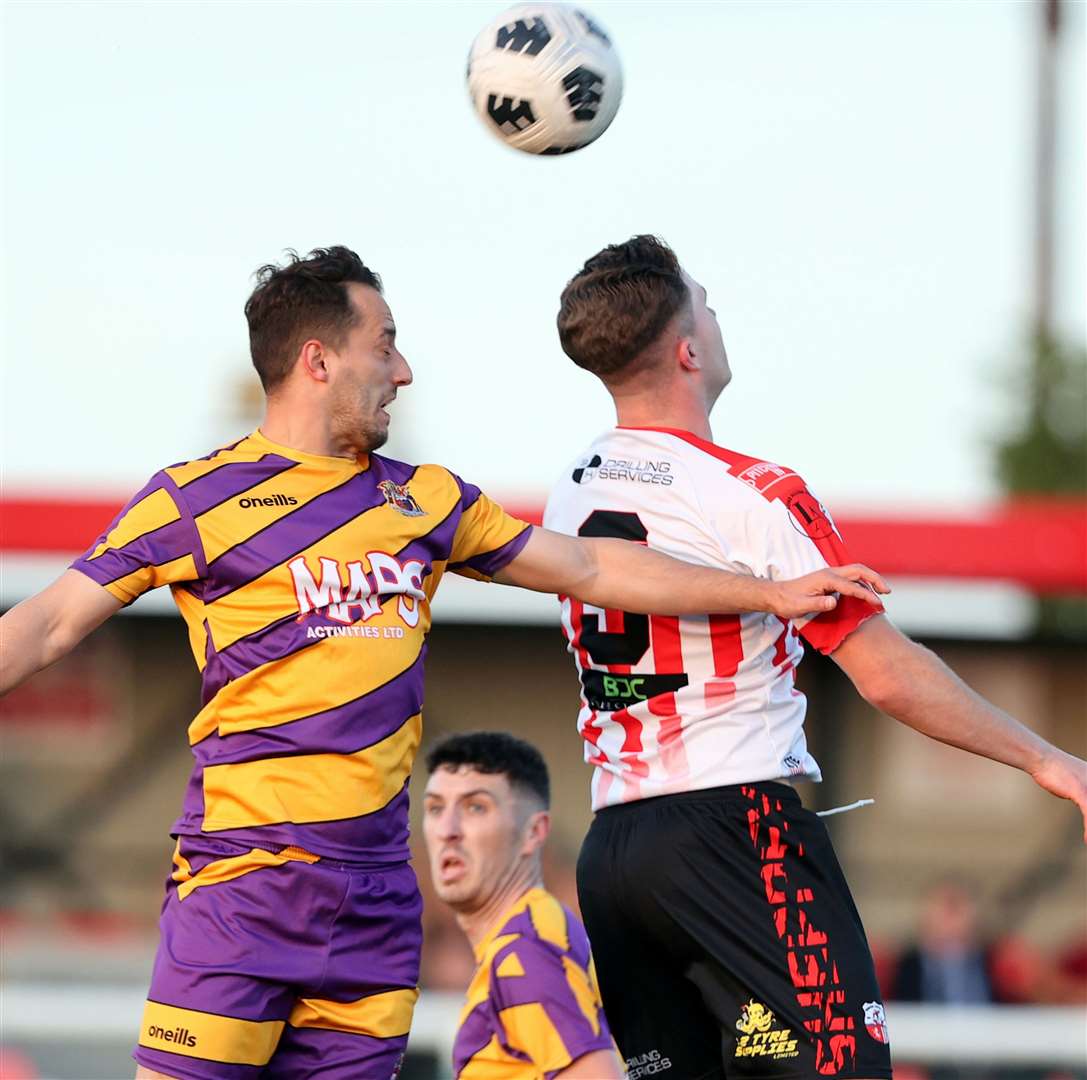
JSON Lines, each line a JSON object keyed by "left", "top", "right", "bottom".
{"left": 677, "top": 336, "right": 700, "bottom": 372}
{"left": 520, "top": 809, "right": 551, "bottom": 858}
{"left": 298, "top": 339, "right": 331, "bottom": 383}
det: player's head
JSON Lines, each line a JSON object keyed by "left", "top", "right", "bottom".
{"left": 422, "top": 731, "right": 551, "bottom": 915}
{"left": 244, "top": 246, "right": 412, "bottom": 452}
{"left": 557, "top": 234, "right": 729, "bottom": 407}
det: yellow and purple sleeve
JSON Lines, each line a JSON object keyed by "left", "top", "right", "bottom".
{"left": 447, "top": 478, "right": 532, "bottom": 582}
{"left": 71, "top": 471, "right": 205, "bottom": 604}
{"left": 492, "top": 938, "right": 615, "bottom": 1078}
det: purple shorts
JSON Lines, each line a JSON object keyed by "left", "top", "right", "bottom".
{"left": 133, "top": 835, "right": 422, "bottom": 1079}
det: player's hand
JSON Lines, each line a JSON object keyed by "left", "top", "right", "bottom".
{"left": 1030, "top": 750, "right": 1087, "bottom": 843}
{"left": 769, "top": 564, "right": 890, "bottom": 620}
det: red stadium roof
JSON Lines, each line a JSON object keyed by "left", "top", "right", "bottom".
{"left": 2, "top": 495, "right": 1085, "bottom": 593}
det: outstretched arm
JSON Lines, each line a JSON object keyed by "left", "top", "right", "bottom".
{"left": 0, "top": 570, "right": 122, "bottom": 694}
{"left": 831, "top": 614, "right": 1087, "bottom": 840}
{"left": 493, "top": 526, "right": 889, "bottom": 621}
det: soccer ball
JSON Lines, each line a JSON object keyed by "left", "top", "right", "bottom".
{"left": 466, "top": 3, "right": 623, "bottom": 155}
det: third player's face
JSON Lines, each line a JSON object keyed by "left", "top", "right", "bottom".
{"left": 683, "top": 271, "right": 731, "bottom": 404}
{"left": 326, "top": 284, "right": 413, "bottom": 453}
{"left": 422, "top": 766, "right": 533, "bottom": 912}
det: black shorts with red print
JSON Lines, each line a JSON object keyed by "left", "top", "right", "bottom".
{"left": 576, "top": 782, "right": 893, "bottom": 1080}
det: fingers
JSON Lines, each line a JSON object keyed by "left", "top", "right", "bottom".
{"left": 833, "top": 564, "right": 891, "bottom": 595}
{"left": 781, "top": 593, "right": 837, "bottom": 618}
{"left": 823, "top": 573, "right": 884, "bottom": 608}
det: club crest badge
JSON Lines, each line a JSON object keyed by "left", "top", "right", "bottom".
{"left": 379, "top": 480, "right": 425, "bottom": 517}
{"left": 862, "top": 1001, "right": 890, "bottom": 1043}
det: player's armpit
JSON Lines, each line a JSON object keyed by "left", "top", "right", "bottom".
{"left": 0, "top": 569, "right": 123, "bottom": 695}
{"left": 554, "top": 1047, "right": 625, "bottom": 1079}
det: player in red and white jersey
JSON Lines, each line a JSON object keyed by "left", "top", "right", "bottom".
{"left": 546, "top": 236, "right": 1087, "bottom": 1080}
{"left": 545, "top": 425, "right": 867, "bottom": 810}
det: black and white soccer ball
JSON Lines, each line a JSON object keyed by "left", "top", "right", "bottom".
{"left": 466, "top": 3, "right": 623, "bottom": 155}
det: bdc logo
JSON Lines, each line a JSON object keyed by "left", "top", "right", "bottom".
{"left": 572, "top": 454, "right": 602, "bottom": 484}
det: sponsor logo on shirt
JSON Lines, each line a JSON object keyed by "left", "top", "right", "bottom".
{"left": 572, "top": 455, "right": 603, "bottom": 484}
{"left": 288, "top": 551, "right": 425, "bottom": 629}
{"left": 146, "top": 1023, "right": 197, "bottom": 1048}
{"left": 734, "top": 1000, "right": 799, "bottom": 1060}
{"left": 626, "top": 1049, "right": 672, "bottom": 1077}
{"left": 863, "top": 1001, "right": 890, "bottom": 1043}
{"left": 379, "top": 480, "right": 425, "bottom": 517}
{"left": 599, "top": 458, "right": 674, "bottom": 485}
{"left": 237, "top": 494, "right": 298, "bottom": 508}
{"left": 735, "top": 461, "right": 797, "bottom": 495}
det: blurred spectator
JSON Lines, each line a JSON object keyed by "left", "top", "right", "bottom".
{"left": 893, "top": 879, "right": 999, "bottom": 1004}
{"left": 1045, "top": 933, "right": 1087, "bottom": 1004}
{"left": 0, "top": 1046, "right": 40, "bottom": 1078}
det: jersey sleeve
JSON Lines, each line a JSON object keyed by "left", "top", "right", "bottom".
{"left": 491, "top": 937, "right": 614, "bottom": 1077}
{"left": 70, "top": 471, "right": 206, "bottom": 604}
{"left": 760, "top": 478, "right": 883, "bottom": 654}
{"left": 447, "top": 477, "right": 533, "bottom": 582}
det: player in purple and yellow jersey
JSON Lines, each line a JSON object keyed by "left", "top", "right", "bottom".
{"left": 423, "top": 732, "right": 623, "bottom": 1080}
{"left": 0, "top": 246, "right": 889, "bottom": 1079}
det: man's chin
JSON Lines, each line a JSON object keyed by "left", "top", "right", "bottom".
{"left": 358, "top": 421, "right": 389, "bottom": 453}
{"left": 435, "top": 882, "right": 479, "bottom": 910}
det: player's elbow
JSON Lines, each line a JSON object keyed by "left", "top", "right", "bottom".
{"left": 836, "top": 619, "right": 933, "bottom": 717}
{"left": 849, "top": 641, "right": 931, "bottom": 716}
{"left": 853, "top": 670, "right": 908, "bottom": 715}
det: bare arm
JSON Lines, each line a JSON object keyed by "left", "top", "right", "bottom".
{"left": 493, "top": 526, "right": 889, "bottom": 621}
{"left": 555, "top": 1048, "right": 625, "bottom": 1079}
{"left": 0, "top": 570, "right": 123, "bottom": 694}
{"left": 832, "top": 614, "right": 1087, "bottom": 840}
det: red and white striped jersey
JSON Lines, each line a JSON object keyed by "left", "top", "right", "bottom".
{"left": 543, "top": 426, "right": 881, "bottom": 811}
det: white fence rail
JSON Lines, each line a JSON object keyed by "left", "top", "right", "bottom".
{"left": 3, "top": 983, "right": 1084, "bottom": 1073}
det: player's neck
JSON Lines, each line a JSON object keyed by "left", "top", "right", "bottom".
{"left": 260, "top": 403, "right": 358, "bottom": 461}
{"left": 457, "top": 866, "right": 544, "bottom": 952}
{"left": 613, "top": 394, "right": 713, "bottom": 442}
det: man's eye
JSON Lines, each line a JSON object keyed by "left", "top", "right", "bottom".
{"left": 424, "top": 803, "right": 441, "bottom": 815}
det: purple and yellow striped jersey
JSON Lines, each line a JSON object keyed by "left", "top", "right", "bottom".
{"left": 453, "top": 887, "right": 616, "bottom": 1079}
{"left": 71, "top": 430, "right": 532, "bottom": 862}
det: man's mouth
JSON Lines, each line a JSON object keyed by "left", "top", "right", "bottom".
{"left": 439, "top": 852, "right": 467, "bottom": 881}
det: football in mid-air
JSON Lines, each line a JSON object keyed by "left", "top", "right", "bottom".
{"left": 466, "top": 3, "right": 623, "bottom": 155}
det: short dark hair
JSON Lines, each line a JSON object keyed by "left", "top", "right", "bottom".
{"left": 425, "top": 731, "right": 550, "bottom": 808}
{"left": 244, "top": 245, "right": 383, "bottom": 393}
{"left": 556, "top": 234, "right": 691, "bottom": 382}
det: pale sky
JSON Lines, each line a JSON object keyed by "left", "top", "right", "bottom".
{"left": 3, "top": 0, "right": 1084, "bottom": 517}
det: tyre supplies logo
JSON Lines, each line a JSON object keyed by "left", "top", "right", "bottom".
{"left": 379, "top": 480, "right": 425, "bottom": 517}
{"left": 862, "top": 1001, "right": 890, "bottom": 1043}
{"left": 734, "top": 1000, "right": 799, "bottom": 1060}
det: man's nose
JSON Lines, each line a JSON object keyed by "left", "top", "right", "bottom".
{"left": 438, "top": 807, "right": 462, "bottom": 839}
